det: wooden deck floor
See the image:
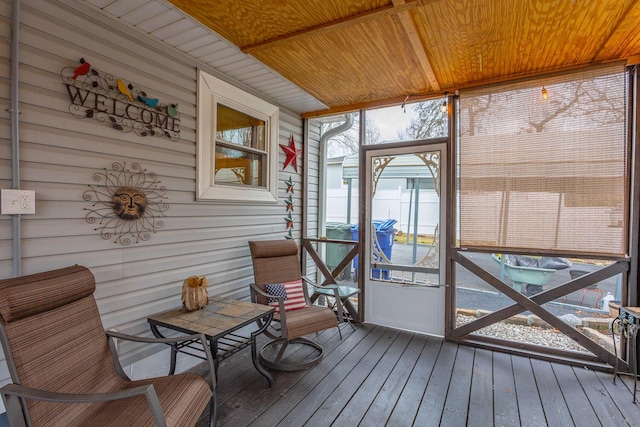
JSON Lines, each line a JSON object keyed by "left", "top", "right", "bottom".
{"left": 199, "top": 323, "right": 640, "bottom": 427}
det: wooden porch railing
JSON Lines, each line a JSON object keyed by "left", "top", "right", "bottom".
{"left": 301, "top": 237, "right": 361, "bottom": 322}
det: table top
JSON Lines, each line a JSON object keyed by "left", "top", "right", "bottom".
{"left": 621, "top": 306, "right": 640, "bottom": 323}
{"left": 148, "top": 295, "right": 274, "bottom": 340}
{"left": 314, "top": 285, "right": 361, "bottom": 298}
{"left": 622, "top": 306, "right": 640, "bottom": 315}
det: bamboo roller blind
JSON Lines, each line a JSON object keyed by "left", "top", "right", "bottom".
{"left": 457, "top": 64, "right": 629, "bottom": 257}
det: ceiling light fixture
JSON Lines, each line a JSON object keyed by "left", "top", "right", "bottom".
{"left": 541, "top": 86, "right": 548, "bottom": 100}
{"left": 441, "top": 92, "right": 449, "bottom": 114}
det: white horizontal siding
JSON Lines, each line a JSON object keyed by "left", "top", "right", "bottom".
{"left": 0, "top": 0, "right": 312, "bottom": 406}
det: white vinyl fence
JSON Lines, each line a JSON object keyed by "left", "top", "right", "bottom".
{"left": 325, "top": 187, "right": 439, "bottom": 237}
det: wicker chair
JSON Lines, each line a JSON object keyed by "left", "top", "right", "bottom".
{"left": 249, "top": 240, "right": 341, "bottom": 371}
{"left": 0, "top": 265, "right": 216, "bottom": 427}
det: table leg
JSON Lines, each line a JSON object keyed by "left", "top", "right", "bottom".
{"left": 613, "top": 317, "right": 621, "bottom": 384}
{"left": 210, "top": 339, "right": 219, "bottom": 383}
{"left": 150, "top": 323, "right": 178, "bottom": 375}
{"left": 344, "top": 299, "right": 358, "bottom": 321}
{"left": 251, "top": 312, "right": 274, "bottom": 387}
{"left": 629, "top": 323, "right": 638, "bottom": 403}
{"left": 613, "top": 314, "right": 639, "bottom": 403}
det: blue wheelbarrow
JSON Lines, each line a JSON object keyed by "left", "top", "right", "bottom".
{"left": 492, "top": 254, "right": 556, "bottom": 296}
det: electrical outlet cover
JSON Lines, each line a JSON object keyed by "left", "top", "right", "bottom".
{"left": 1, "top": 189, "right": 35, "bottom": 215}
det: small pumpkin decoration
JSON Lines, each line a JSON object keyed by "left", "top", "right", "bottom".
{"left": 181, "top": 276, "right": 209, "bottom": 311}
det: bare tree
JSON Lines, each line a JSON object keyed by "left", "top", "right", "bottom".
{"left": 401, "top": 100, "right": 448, "bottom": 140}
{"left": 325, "top": 114, "right": 382, "bottom": 157}
{"left": 523, "top": 79, "right": 625, "bottom": 133}
{"left": 460, "top": 74, "right": 625, "bottom": 136}
{"left": 460, "top": 94, "right": 494, "bottom": 137}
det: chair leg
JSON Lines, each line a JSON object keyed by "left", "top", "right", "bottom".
{"left": 273, "top": 340, "right": 290, "bottom": 365}
{"left": 260, "top": 338, "right": 324, "bottom": 371}
{"left": 209, "top": 392, "right": 217, "bottom": 427}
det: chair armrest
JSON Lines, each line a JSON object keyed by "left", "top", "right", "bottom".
{"left": 106, "top": 330, "right": 216, "bottom": 390}
{"left": 250, "top": 283, "right": 287, "bottom": 336}
{"left": 250, "top": 283, "right": 285, "bottom": 310}
{"left": 301, "top": 276, "right": 319, "bottom": 288}
{"left": 300, "top": 276, "right": 319, "bottom": 305}
{"left": 0, "top": 383, "right": 167, "bottom": 427}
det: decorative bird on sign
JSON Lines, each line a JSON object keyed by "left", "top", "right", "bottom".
{"left": 138, "top": 94, "right": 159, "bottom": 108}
{"left": 167, "top": 103, "right": 179, "bottom": 117}
{"left": 71, "top": 58, "right": 91, "bottom": 80}
{"left": 280, "top": 134, "right": 302, "bottom": 172}
{"left": 116, "top": 78, "right": 134, "bottom": 102}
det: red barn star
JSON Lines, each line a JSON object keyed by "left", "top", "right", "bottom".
{"left": 280, "top": 134, "right": 302, "bottom": 172}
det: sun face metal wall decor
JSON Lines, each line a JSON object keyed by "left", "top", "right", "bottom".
{"left": 84, "top": 162, "right": 169, "bottom": 245}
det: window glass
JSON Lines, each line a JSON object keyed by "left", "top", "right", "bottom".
{"left": 216, "top": 104, "right": 265, "bottom": 150}
{"left": 197, "top": 70, "right": 279, "bottom": 203}
{"left": 214, "top": 146, "right": 264, "bottom": 186}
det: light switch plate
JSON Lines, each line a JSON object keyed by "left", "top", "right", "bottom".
{"left": 1, "top": 189, "right": 36, "bottom": 215}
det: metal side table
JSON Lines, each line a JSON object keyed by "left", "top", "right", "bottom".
{"left": 148, "top": 296, "right": 275, "bottom": 387}
{"left": 612, "top": 306, "right": 639, "bottom": 403}
{"left": 314, "top": 284, "right": 361, "bottom": 330}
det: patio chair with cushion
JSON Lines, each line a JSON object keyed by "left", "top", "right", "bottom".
{"left": 0, "top": 265, "right": 216, "bottom": 427}
{"left": 249, "top": 239, "right": 341, "bottom": 371}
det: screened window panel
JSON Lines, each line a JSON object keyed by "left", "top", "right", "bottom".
{"left": 458, "top": 65, "right": 629, "bottom": 257}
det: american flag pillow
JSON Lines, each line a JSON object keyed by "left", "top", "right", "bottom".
{"left": 265, "top": 279, "right": 308, "bottom": 313}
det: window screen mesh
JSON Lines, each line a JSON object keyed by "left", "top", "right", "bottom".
{"left": 458, "top": 65, "right": 629, "bottom": 257}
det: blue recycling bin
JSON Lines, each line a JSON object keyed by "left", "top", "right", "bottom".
{"left": 352, "top": 219, "right": 396, "bottom": 279}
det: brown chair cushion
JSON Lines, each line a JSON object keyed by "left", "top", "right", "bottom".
{"left": 278, "top": 306, "right": 338, "bottom": 340}
{"left": 250, "top": 239, "right": 298, "bottom": 258}
{"left": 0, "top": 265, "right": 95, "bottom": 323}
{"left": 249, "top": 240, "right": 303, "bottom": 304}
{"left": 34, "top": 373, "right": 212, "bottom": 427}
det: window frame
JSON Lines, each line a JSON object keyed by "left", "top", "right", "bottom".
{"left": 197, "top": 70, "right": 279, "bottom": 203}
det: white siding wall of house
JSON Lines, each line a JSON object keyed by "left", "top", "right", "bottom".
{"left": 302, "top": 120, "right": 321, "bottom": 277}
{"left": 0, "top": 0, "right": 307, "bottom": 407}
{"left": 304, "top": 120, "right": 321, "bottom": 240}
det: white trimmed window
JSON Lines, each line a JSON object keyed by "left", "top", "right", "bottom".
{"left": 197, "top": 70, "right": 279, "bottom": 202}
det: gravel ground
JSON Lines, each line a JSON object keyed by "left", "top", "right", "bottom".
{"left": 456, "top": 314, "right": 599, "bottom": 353}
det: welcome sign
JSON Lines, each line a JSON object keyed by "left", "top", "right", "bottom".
{"left": 62, "top": 59, "right": 180, "bottom": 141}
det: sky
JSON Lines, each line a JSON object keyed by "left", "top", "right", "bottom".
{"left": 366, "top": 105, "right": 415, "bottom": 142}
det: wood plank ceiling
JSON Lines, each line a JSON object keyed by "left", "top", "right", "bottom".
{"left": 165, "top": 0, "right": 640, "bottom": 117}
{"left": 94, "top": 0, "right": 640, "bottom": 118}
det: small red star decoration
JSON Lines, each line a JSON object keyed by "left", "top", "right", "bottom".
{"left": 280, "top": 134, "right": 302, "bottom": 172}
{"left": 285, "top": 176, "right": 295, "bottom": 194}
{"left": 284, "top": 213, "right": 294, "bottom": 229}
{"left": 285, "top": 195, "right": 294, "bottom": 212}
